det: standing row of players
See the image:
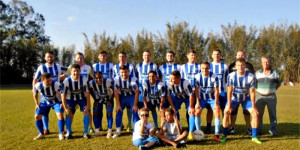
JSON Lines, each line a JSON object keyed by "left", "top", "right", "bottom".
{"left": 32, "top": 49, "right": 274, "bottom": 146}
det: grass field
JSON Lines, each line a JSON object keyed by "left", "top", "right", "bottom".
{"left": 0, "top": 86, "right": 299, "bottom": 150}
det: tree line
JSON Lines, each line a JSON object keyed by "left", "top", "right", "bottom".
{"left": 1, "top": 0, "right": 299, "bottom": 84}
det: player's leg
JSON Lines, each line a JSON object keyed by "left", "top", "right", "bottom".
{"left": 34, "top": 104, "right": 46, "bottom": 140}
{"left": 195, "top": 99, "right": 205, "bottom": 131}
{"left": 155, "top": 131, "right": 178, "bottom": 148}
{"left": 65, "top": 100, "right": 75, "bottom": 139}
{"left": 267, "top": 94, "right": 277, "bottom": 136}
{"left": 148, "top": 102, "right": 158, "bottom": 129}
{"left": 221, "top": 101, "right": 238, "bottom": 142}
{"left": 186, "top": 98, "right": 195, "bottom": 141}
{"left": 106, "top": 99, "right": 114, "bottom": 138}
{"left": 79, "top": 99, "right": 90, "bottom": 139}
{"left": 53, "top": 103, "right": 65, "bottom": 140}
{"left": 126, "top": 106, "right": 133, "bottom": 131}
{"left": 98, "top": 101, "right": 104, "bottom": 131}
{"left": 93, "top": 101, "right": 101, "bottom": 135}
{"left": 42, "top": 106, "right": 51, "bottom": 135}
{"left": 211, "top": 100, "right": 221, "bottom": 141}
{"left": 246, "top": 100, "right": 262, "bottom": 144}
{"left": 255, "top": 93, "right": 266, "bottom": 135}
{"left": 205, "top": 108, "right": 213, "bottom": 134}
{"left": 219, "top": 92, "right": 227, "bottom": 118}
{"left": 174, "top": 130, "right": 188, "bottom": 143}
{"left": 113, "top": 95, "right": 126, "bottom": 138}
{"left": 243, "top": 109, "right": 252, "bottom": 135}
{"left": 229, "top": 105, "right": 238, "bottom": 135}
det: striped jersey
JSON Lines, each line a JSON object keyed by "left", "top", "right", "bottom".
{"left": 135, "top": 62, "right": 158, "bottom": 86}
{"left": 92, "top": 62, "right": 114, "bottom": 80}
{"left": 167, "top": 79, "right": 193, "bottom": 99}
{"left": 195, "top": 72, "right": 219, "bottom": 100}
{"left": 89, "top": 78, "right": 113, "bottom": 103}
{"left": 180, "top": 63, "right": 201, "bottom": 87}
{"left": 210, "top": 62, "right": 228, "bottom": 92}
{"left": 255, "top": 69, "right": 281, "bottom": 95}
{"left": 34, "top": 81, "right": 61, "bottom": 104}
{"left": 34, "top": 63, "right": 67, "bottom": 82}
{"left": 227, "top": 71, "right": 256, "bottom": 101}
{"left": 159, "top": 63, "right": 181, "bottom": 85}
{"left": 142, "top": 80, "right": 165, "bottom": 103}
{"left": 61, "top": 76, "right": 89, "bottom": 100}
{"left": 67, "top": 64, "right": 93, "bottom": 80}
{"left": 114, "top": 76, "right": 139, "bottom": 96}
{"left": 113, "top": 62, "right": 135, "bottom": 78}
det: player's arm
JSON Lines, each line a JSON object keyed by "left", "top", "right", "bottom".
{"left": 32, "top": 78, "right": 38, "bottom": 93}
{"left": 114, "top": 88, "right": 121, "bottom": 112}
{"left": 142, "top": 83, "right": 148, "bottom": 108}
{"left": 194, "top": 87, "right": 200, "bottom": 110}
{"left": 167, "top": 93, "right": 176, "bottom": 114}
{"left": 214, "top": 87, "right": 220, "bottom": 110}
{"left": 225, "top": 86, "right": 233, "bottom": 114}
{"left": 85, "top": 90, "right": 91, "bottom": 112}
{"left": 249, "top": 87, "right": 258, "bottom": 115}
{"left": 174, "top": 116, "right": 182, "bottom": 135}
{"left": 33, "top": 89, "right": 40, "bottom": 110}
{"left": 133, "top": 89, "right": 139, "bottom": 112}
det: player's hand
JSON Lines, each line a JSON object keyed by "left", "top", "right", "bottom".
{"left": 189, "top": 107, "right": 195, "bottom": 116}
{"left": 224, "top": 106, "right": 231, "bottom": 115}
{"left": 84, "top": 105, "right": 90, "bottom": 113}
{"left": 195, "top": 102, "right": 201, "bottom": 110}
{"left": 35, "top": 104, "right": 40, "bottom": 110}
{"left": 115, "top": 105, "right": 122, "bottom": 112}
{"left": 159, "top": 107, "right": 165, "bottom": 114}
{"left": 252, "top": 107, "right": 259, "bottom": 115}
{"left": 65, "top": 107, "right": 71, "bottom": 115}
{"left": 172, "top": 107, "right": 177, "bottom": 115}
{"left": 215, "top": 103, "right": 220, "bottom": 110}
{"left": 132, "top": 105, "right": 138, "bottom": 112}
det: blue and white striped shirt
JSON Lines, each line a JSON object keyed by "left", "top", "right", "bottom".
{"left": 159, "top": 63, "right": 181, "bottom": 85}
{"left": 227, "top": 71, "right": 256, "bottom": 101}
{"left": 92, "top": 62, "right": 114, "bottom": 80}
{"left": 210, "top": 62, "right": 228, "bottom": 92}
{"left": 114, "top": 76, "right": 139, "bottom": 96}
{"left": 135, "top": 62, "right": 158, "bottom": 87}
{"left": 61, "top": 76, "right": 89, "bottom": 101}
{"left": 34, "top": 81, "right": 61, "bottom": 104}
{"left": 142, "top": 80, "right": 165, "bottom": 103}
{"left": 34, "top": 63, "right": 67, "bottom": 82}
{"left": 167, "top": 79, "right": 193, "bottom": 99}
{"left": 195, "top": 72, "right": 219, "bottom": 100}
{"left": 89, "top": 78, "right": 113, "bottom": 103}
{"left": 180, "top": 63, "right": 201, "bottom": 87}
{"left": 113, "top": 63, "right": 135, "bottom": 78}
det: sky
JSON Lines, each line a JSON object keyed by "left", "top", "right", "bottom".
{"left": 4, "top": 0, "right": 300, "bottom": 52}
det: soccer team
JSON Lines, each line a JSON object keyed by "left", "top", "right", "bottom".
{"left": 32, "top": 49, "right": 282, "bottom": 148}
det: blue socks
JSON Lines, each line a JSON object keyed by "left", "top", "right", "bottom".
{"left": 252, "top": 128, "right": 257, "bottom": 138}
{"left": 35, "top": 120, "right": 44, "bottom": 134}
{"left": 66, "top": 117, "right": 72, "bottom": 134}
{"left": 152, "top": 111, "right": 158, "bottom": 128}
{"left": 58, "top": 119, "right": 64, "bottom": 134}
{"left": 215, "top": 118, "right": 220, "bottom": 135}
{"left": 127, "top": 108, "right": 132, "bottom": 126}
{"left": 42, "top": 116, "right": 49, "bottom": 130}
{"left": 207, "top": 123, "right": 212, "bottom": 130}
{"left": 116, "top": 110, "right": 123, "bottom": 128}
{"left": 93, "top": 115, "right": 100, "bottom": 129}
{"left": 223, "top": 127, "right": 228, "bottom": 136}
{"left": 107, "top": 113, "right": 113, "bottom": 129}
{"left": 83, "top": 115, "right": 90, "bottom": 133}
{"left": 195, "top": 117, "right": 201, "bottom": 130}
{"left": 189, "top": 115, "right": 195, "bottom": 132}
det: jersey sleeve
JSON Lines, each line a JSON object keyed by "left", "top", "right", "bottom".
{"left": 34, "top": 66, "right": 43, "bottom": 79}
{"left": 248, "top": 73, "right": 256, "bottom": 89}
{"left": 113, "top": 77, "right": 120, "bottom": 90}
{"left": 212, "top": 73, "right": 219, "bottom": 88}
{"left": 194, "top": 73, "right": 201, "bottom": 88}
{"left": 61, "top": 79, "right": 69, "bottom": 94}
{"left": 158, "top": 82, "right": 165, "bottom": 97}
{"left": 142, "top": 82, "right": 148, "bottom": 97}
{"left": 34, "top": 82, "right": 40, "bottom": 95}
{"left": 184, "top": 80, "right": 193, "bottom": 96}
{"left": 132, "top": 77, "right": 139, "bottom": 91}
{"left": 54, "top": 81, "right": 61, "bottom": 92}
{"left": 83, "top": 77, "right": 89, "bottom": 92}
{"left": 227, "top": 73, "right": 234, "bottom": 87}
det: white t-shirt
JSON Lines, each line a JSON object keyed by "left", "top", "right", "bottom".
{"left": 163, "top": 121, "right": 182, "bottom": 137}
{"left": 132, "top": 120, "right": 153, "bottom": 141}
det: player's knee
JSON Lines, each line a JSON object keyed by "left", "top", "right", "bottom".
{"left": 57, "top": 113, "right": 64, "bottom": 120}
{"left": 195, "top": 109, "right": 201, "bottom": 116}
{"left": 35, "top": 115, "right": 42, "bottom": 120}
{"left": 243, "top": 109, "right": 250, "bottom": 115}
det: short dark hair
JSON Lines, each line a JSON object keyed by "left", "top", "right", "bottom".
{"left": 165, "top": 108, "right": 174, "bottom": 115}
{"left": 45, "top": 51, "right": 54, "bottom": 55}
{"left": 94, "top": 71, "right": 103, "bottom": 76}
{"left": 99, "top": 51, "right": 107, "bottom": 55}
{"left": 213, "top": 49, "right": 221, "bottom": 54}
{"left": 201, "top": 61, "right": 210, "bottom": 66}
{"left": 41, "top": 73, "right": 51, "bottom": 81}
{"left": 166, "top": 50, "right": 175, "bottom": 56}
{"left": 187, "top": 49, "right": 196, "bottom": 55}
{"left": 171, "top": 70, "right": 181, "bottom": 78}
{"left": 236, "top": 58, "right": 246, "bottom": 64}
{"left": 76, "top": 52, "right": 84, "bottom": 57}
{"left": 71, "top": 64, "right": 81, "bottom": 70}
{"left": 143, "top": 50, "right": 151, "bottom": 55}
{"left": 119, "top": 65, "right": 128, "bottom": 70}
{"left": 119, "top": 51, "right": 127, "bottom": 57}
{"left": 148, "top": 70, "right": 157, "bottom": 76}
{"left": 140, "top": 107, "right": 149, "bottom": 113}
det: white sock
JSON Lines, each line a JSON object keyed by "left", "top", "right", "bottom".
{"left": 95, "top": 128, "right": 100, "bottom": 133}
{"left": 116, "top": 127, "right": 121, "bottom": 133}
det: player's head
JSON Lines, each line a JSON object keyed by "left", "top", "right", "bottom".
{"left": 75, "top": 52, "right": 85, "bottom": 65}
{"left": 165, "top": 108, "right": 175, "bottom": 122}
{"left": 98, "top": 51, "right": 107, "bottom": 63}
{"left": 200, "top": 62, "right": 210, "bottom": 76}
{"left": 261, "top": 56, "right": 271, "bottom": 70}
{"left": 44, "top": 51, "right": 55, "bottom": 64}
{"left": 118, "top": 51, "right": 127, "bottom": 64}
{"left": 212, "top": 49, "right": 221, "bottom": 62}
{"left": 170, "top": 70, "right": 181, "bottom": 85}
{"left": 166, "top": 50, "right": 175, "bottom": 63}
{"left": 148, "top": 70, "right": 157, "bottom": 84}
{"left": 236, "top": 50, "right": 246, "bottom": 59}
{"left": 119, "top": 65, "right": 129, "bottom": 80}
{"left": 71, "top": 64, "right": 81, "bottom": 79}
{"left": 139, "top": 108, "right": 150, "bottom": 121}
{"left": 235, "top": 58, "right": 246, "bottom": 74}
{"left": 187, "top": 49, "right": 196, "bottom": 63}
{"left": 142, "top": 50, "right": 151, "bottom": 63}
{"left": 41, "top": 73, "right": 52, "bottom": 87}
{"left": 94, "top": 71, "right": 103, "bottom": 84}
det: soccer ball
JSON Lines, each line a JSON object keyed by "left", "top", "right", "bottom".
{"left": 193, "top": 130, "right": 205, "bottom": 141}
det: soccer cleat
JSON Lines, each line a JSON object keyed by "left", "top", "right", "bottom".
{"left": 43, "top": 129, "right": 50, "bottom": 135}
{"left": 83, "top": 133, "right": 90, "bottom": 139}
{"left": 214, "top": 135, "right": 220, "bottom": 141}
{"left": 33, "top": 134, "right": 44, "bottom": 140}
{"left": 65, "top": 134, "right": 73, "bottom": 140}
{"left": 58, "top": 134, "right": 64, "bottom": 140}
{"left": 89, "top": 127, "right": 95, "bottom": 133}
{"left": 269, "top": 130, "right": 278, "bottom": 136}
{"left": 204, "top": 128, "right": 211, "bottom": 134}
{"left": 126, "top": 124, "right": 132, "bottom": 132}
{"left": 251, "top": 137, "right": 262, "bottom": 144}
{"left": 112, "top": 132, "right": 121, "bottom": 138}
{"left": 246, "top": 128, "right": 252, "bottom": 135}
{"left": 187, "top": 132, "right": 194, "bottom": 141}
{"left": 228, "top": 127, "right": 235, "bottom": 135}
{"left": 107, "top": 129, "right": 112, "bottom": 138}
{"left": 220, "top": 135, "right": 227, "bottom": 143}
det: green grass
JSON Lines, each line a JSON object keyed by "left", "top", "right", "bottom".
{"left": 0, "top": 86, "right": 299, "bottom": 150}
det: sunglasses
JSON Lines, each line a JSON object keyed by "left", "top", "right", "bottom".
{"left": 140, "top": 114, "right": 149, "bottom": 117}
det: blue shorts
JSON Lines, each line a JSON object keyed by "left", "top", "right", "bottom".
{"left": 226, "top": 99, "right": 252, "bottom": 111}
{"left": 133, "top": 137, "right": 159, "bottom": 147}
{"left": 120, "top": 95, "right": 135, "bottom": 110}
{"left": 93, "top": 100, "right": 114, "bottom": 114}
{"left": 147, "top": 101, "right": 160, "bottom": 110}
{"left": 200, "top": 99, "right": 217, "bottom": 110}
{"left": 66, "top": 99, "right": 87, "bottom": 114}
{"left": 172, "top": 95, "right": 191, "bottom": 111}
{"left": 36, "top": 102, "right": 63, "bottom": 115}
{"left": 219, "top": 92, "right": 227, "bottom": 109}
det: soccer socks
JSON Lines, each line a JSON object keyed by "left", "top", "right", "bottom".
{"left": 93, "top": 115, "right": 100, "bottom": 129}
{"left": 127, "top": 108, "right": 132, "bottom": 126}
{"left": 207, "top": 123, "right": 212, "bottom": 131}
{"left": 35, "top": 120, "right": 44, "bottom": 134}
{"left": 83, "top": 115, "right": 90, "bottom": 133}
{"left": 195, "top": 117, "right": 201, "bottom": 130}
{"left": 189, "top": 115, "right": 195, "bottom": 132}
{"left": 42, "top": 116, "right": 49, "bottom": 130}
{"left": 66, "top": 117, "right": 72, "bottom": 134}
{"left": 152, "top": 111, "right": 158, "bottom": 129}
{"left": 223, "top": 127, "right": 228, "bottom": 136}
{"left": 107, "top": 113, "right": 113, "bottom": 129}
{"left": 215, "top": 118, "right": 220, "bottom": 135}
{"left": 98, "top": 106, "right": 103, "bottom": 128}
{"left": 116, "top": 111, "right": 123, "bottom": 128}
{"left": 58, "top": 119, "right": 64, "bottom": 134}
{"left": 132, "top": 111, "right": 139, "bottom": 128}
{"left": 252, "top": 128, "right": 257, "bottom": 138}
